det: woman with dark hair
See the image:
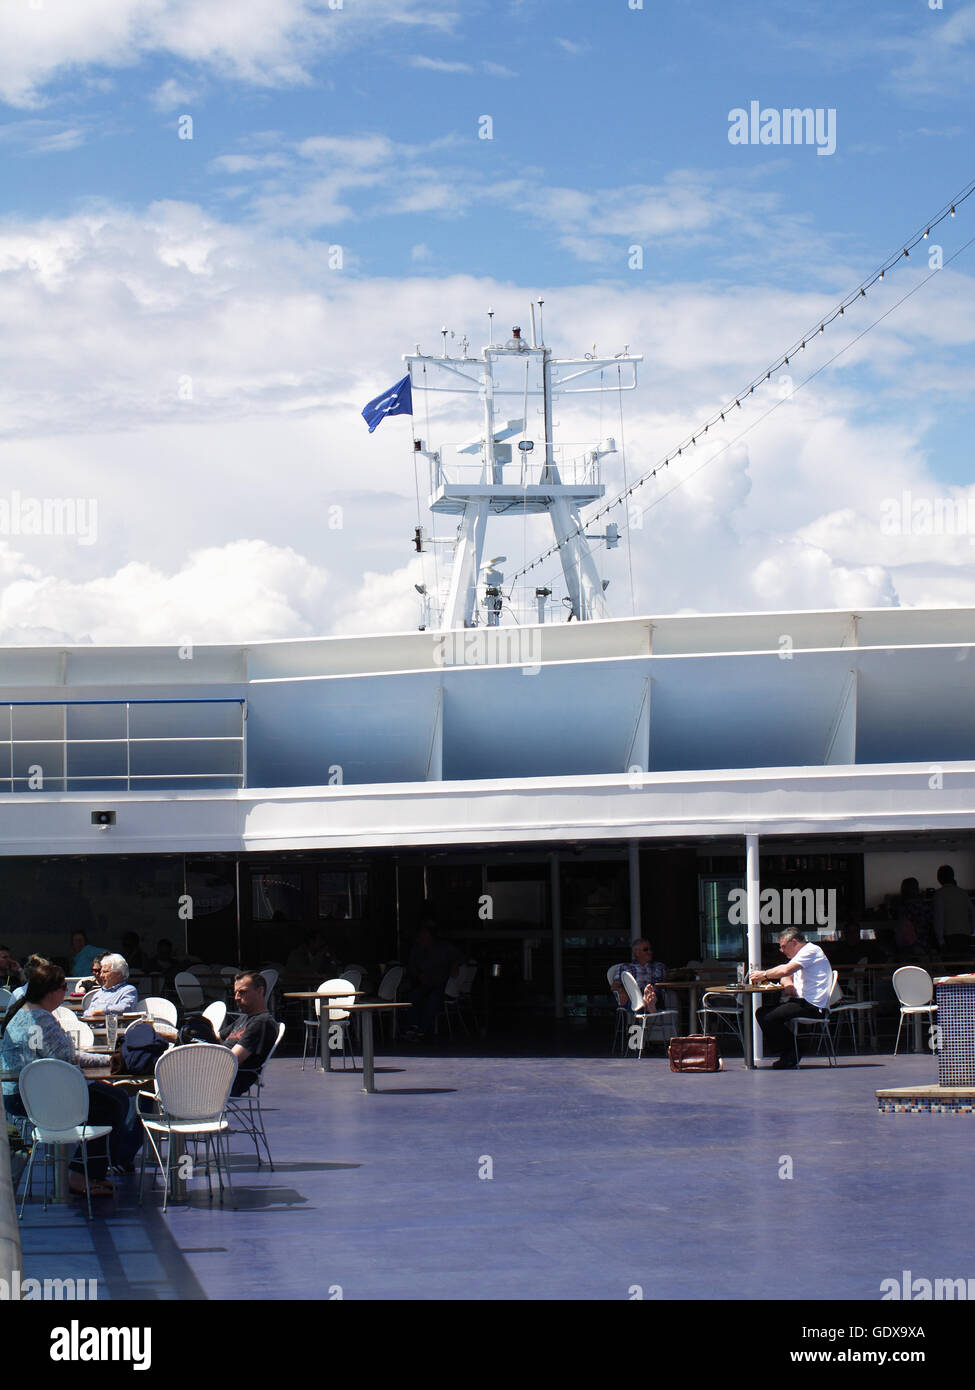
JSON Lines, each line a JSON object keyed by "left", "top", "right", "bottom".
{"left": 1, "top": 962, "right": 134, "bottom": 1197}
{"left": 6, "top": 953, "right": 50, "bottom": 1006}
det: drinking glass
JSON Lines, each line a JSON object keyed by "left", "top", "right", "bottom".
{"left": 105, "top": 1013, "right": 118, "bottom": 1050}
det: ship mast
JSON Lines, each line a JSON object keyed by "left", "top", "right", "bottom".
{"left": 406, "top": 304, "right": 641, "bottom": 630}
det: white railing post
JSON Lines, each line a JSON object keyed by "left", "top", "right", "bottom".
{"left": 746, "top": 833, "right": 763, "bottom": 1061}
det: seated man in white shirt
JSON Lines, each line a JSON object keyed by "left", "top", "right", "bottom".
{"left": 82, "top": 952, "right": 139, "bottom": 1018}
{"left": 752, "top": 928, "right": 833, "bottom": 1070}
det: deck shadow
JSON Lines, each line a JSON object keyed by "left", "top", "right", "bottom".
{"left": 235, "top": 1161, "right": 362, "bottom": 1173}
{"left": 371, "top": 1086, "right": 457, "bottom": 1095}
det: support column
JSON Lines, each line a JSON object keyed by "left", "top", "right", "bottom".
{"left": 628, "top": 841, "right": 641, "bottom": 942}
{"left": 394, "top": 857, "right": 401, "bottom": 959}
{"left": 550, "top": 852, "right": 563, "bottom": 1020}
{"left": 234, "top": 857, "right": 242, "bottom": 966}
{"left": 746, "top": 833, "right": 763, "bottom": 1062}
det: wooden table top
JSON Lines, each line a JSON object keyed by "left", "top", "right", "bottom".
{"left": 706, "top": 983, "right": 784, "bottom": 995}
{"left": 2, "top": 1066, "right": 144, "bottom": 1083}
{"left": 654, "top": 979, "right": 723, "bottom": 989}
{"left": 283, "top": 990, "right": 366, "bottom": 999}
{"left": 284, "top": 993, "right": 409, "bottom": 1012}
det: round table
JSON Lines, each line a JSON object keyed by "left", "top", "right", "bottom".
{"left": 283, "top": 994, "right": 411, "bottom": 1093}
{"left": 704, "top": 983, "right": 783, "bottom": 1069}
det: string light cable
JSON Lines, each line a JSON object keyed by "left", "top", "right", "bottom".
{"left": 523, "top": 225, "right": 975, "bottom": 600}
{"left": 506, "top": 175, "right": 975, "bottom": 591}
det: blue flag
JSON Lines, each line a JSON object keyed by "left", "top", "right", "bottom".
{"left": 361, "top": 374, "right": 412, "bottom": 432}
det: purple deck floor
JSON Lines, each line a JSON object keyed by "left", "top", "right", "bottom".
{"left": 13, "top": 1047, "right": 967, "bottom": 1301}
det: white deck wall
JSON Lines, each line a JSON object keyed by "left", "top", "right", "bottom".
{"left": 0, "top": 605, "right": 971, "bottom": 852}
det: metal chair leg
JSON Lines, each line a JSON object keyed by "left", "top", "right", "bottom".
{"left": 18, "top": 1136, "right": 39, "bottom": 1220}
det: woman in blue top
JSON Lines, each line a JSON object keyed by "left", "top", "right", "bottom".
{"left": 1, "top": 962, "right": 134, "bottom": 1197}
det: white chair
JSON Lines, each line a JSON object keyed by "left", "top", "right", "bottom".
{"left": 226, "top": 1020, "right": 286, "bottom": 1169}
{"left": 826, "top": 974, "right": 878, "bottom": 1054}
{"left": 336, "top": 968, "right": 362, "bottom": 1042}
{"left": 143, "top": 997, "right": 178, "bottom": 1028}
{"left": 139, "top": 1044, "right": 238, "bottom": 1212}
{"left": 698, "top": 987, "right": 746, "bottom": 1052}
{"left": 17, "top": 1058, "right": 114, "bottom": 1220}
{"left": 174, "top": 971, "right": 204, "bottom": 1012}
{"left": 376, "top": 965, "right": 404, "bottom": 1041}
{"left": 301, "top": 979, "right": 358, "bottom": 1072}
{"left": 257, "top": 967, "right": 279, "bottom": 1008}
{"left": 202, "top": 1001, "right": 227, "bottom": 1036}
{"left": 52, "top": 1006, "right": 95, "bottom": 1049}
{"left": 620, "top": 971, "right": 679, "bottom": 1057}
{"left": 892, "top": 966, "right": 938, "bottom": 1055}
{"left": 789, "top": 970, "right": 838, "bottom": 1067}
{"left": 80, "top": 989, "right": 99, "bottom": 1016}
{"left": 439, "top": 963, "right": 478, "bottom": 1036}
{"left": 606, "top": 965, "right": 631, "bottom": 1057}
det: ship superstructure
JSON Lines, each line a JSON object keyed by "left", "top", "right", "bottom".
{"left": 405, "top": 303, "right": 641, "bottom": 629}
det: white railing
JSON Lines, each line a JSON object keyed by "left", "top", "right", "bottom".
{"left": 432, "top": 443, "right": 602, "bottom": 492}
{"left": 0, "top": 699, "right": 246, "bottom": 793}
{"left": 426, "top": 586, "right": 575, "bottom": 631}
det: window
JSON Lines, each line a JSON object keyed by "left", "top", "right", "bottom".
{"left": 318, "top": 871, "right": 369, "bottom": 921}
{"left": 252, "top": 872, "right": 303, "bottom": 922}
{"left": 0, "top": 700, "right": 246, "bottom": 792}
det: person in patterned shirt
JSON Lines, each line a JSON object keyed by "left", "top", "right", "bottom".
{"left": 1, "top": 961, "right": 134, "bottom": 1193}
{"left": 611, "top": 940, "right": 668, "bottom": 1011}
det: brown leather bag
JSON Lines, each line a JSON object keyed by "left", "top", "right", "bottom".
{"left": 668, "top": 1035, "right": 720, "bottom": 1072}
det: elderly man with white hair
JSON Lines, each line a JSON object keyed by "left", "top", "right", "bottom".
{"left": 82, "top": 953, "right": 139, "bottom": 1018}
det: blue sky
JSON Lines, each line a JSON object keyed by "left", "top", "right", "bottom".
{"left": 0, "top": 0, "right": 973, "bottom": 641}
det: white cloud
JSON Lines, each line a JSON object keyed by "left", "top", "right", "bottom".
{"left": 407, "top": 55, "right": 516, "bottom": 78}
{"left": 209, "top": 153, "right": 291, "bottom": 174}
{"left": 0, "top": 0, "right": 457, "bottom": 108}
{"left": 410, "top": 56, "right": 473, "bottom": 74}
{"left": 206, "top": 135, "right": 811, "bottom": 272}
{"left": 0, "top": 120, "right": 87, "bottom": 154}
{"left": 750, "top": 543, "right": 897, "bottom": 611}
{"left": 0, "top": 198, "right": 971, "bottom": 641}
{"left": 296, "top": 134, "right": 397, "bottom": 166}
{"left": 149, "top": 77, "right": 200, "bottom": 112}
{"left": 0, "top": 539, "right": 329, "bottom": 646}
{"left": 332, "top": 558, "right": 426, "bottom": 636}
{"left": 888, "top": 3, "right": 975, "bottom": 96}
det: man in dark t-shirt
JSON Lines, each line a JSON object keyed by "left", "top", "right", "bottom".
{"left": 218, "top": 971, "right": 279, "bottom": 1096}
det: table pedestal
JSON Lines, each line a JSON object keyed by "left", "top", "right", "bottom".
{"left": 360, "top": 1011, "right": 376, "bottom": 1094}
